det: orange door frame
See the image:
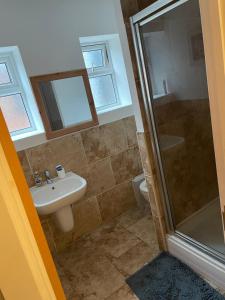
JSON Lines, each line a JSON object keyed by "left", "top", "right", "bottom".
{"left": 0, "top": 110, "right": 66, "bottom": 300}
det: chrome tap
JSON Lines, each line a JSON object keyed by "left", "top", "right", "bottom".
{"left": 33, "top": 171, "right": 43, "bottom": 187}
{"left": 44, "top": 170, "right": 53, "bottom": 184}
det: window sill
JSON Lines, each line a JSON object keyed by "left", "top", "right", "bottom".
{"left": 13, "top": 104, "right": 134, "bottom": 151}
{"left": 13, "top": 130, "right": 46, "bottom": 152}
{"left": 97, "top": 103, "right": 134, "bottom": 125}
{"left": 153, "top": 93, "right": 167, "bottom": 99}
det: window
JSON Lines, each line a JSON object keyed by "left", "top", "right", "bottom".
{"left": 0, "top": 47, "right": 42, "bottom": 139}
{"left": 81, "top": 43, "right": 120, "bottom": 111}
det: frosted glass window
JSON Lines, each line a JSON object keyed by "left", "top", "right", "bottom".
{"left": 83, "top": 49, "right": 104, "bottom": 69}
{"left": 0, "top": 47, "right": 39, "bottom": 139}
{"left": 0, "top": 63, "right": 11, "bottom": 85}
{"left": 90, "top": 75, "right": 117, "bottom": 109}
{"left": 82, "top": 43, "right": 120, "bottom": 111}
{"left": 0, "top": 93, "right": 31, "bottom": 133}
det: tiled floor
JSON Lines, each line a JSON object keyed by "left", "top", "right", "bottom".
{"left": 54, "top": 206, "right": 225, "bottom": 300}
{"left": 55, "top": 207, "right": 159, "bottom": 300}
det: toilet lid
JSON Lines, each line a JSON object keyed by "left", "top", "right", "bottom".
{"left": 140, "top": 180, "right": 148, "bottom": 193}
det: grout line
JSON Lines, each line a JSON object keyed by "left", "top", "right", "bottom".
{"left": 108, "top": 157, "right": 116, "bottom": 186}
{"left": 76, "top": 131, "right": 89, "bottom": 167}
{"left": 95, "top": 179, "right": 134, "bottom": 198}
{"left": 24, "top": 149, "right": 34, "bottom": 174}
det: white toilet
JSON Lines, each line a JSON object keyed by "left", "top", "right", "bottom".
{"left": 139, "top": 179, "right": 149, "bottom": 201}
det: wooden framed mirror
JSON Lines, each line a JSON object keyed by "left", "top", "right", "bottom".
{"left": 30, "top": 69, "right": 98, "bottom": 139}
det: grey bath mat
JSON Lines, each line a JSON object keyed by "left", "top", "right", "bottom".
{"left": 126, "top": 252, "right": 225, "bottom": 300}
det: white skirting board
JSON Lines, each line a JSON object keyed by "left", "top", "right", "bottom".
{"left": 167, "top": 235, "right": 225, "bottom": 290}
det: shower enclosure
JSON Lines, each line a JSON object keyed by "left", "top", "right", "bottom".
{"left": 131, "top": 0, "right": 225, "bottom": 261}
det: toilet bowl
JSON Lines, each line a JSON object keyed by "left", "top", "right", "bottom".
{"left": 139, "top": 179, "right": 149, "bottom": 201}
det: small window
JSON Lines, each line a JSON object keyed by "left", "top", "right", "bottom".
{"left": 0, "top": 47, "right": 40, "bottom": 137}
{"left": 81, "top": 43, "right": 120, "bottom": 111}
{"left": 0, "top": 63, "right": 12, "bottom": 85}
{"left": 0, "top": 94, "right": 31, "bottom": 133}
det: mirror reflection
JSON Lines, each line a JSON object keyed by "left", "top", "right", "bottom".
{"left": 31, "top": 69, "right": 98, "bottom": 139}
{"left": 40, "top": 76, "right": 93, "bottom": 131}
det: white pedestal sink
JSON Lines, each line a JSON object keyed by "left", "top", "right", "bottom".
{"left": 30, "top": 172, "right": 87, "bottom": 232}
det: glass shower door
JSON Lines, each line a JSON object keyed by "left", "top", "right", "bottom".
{"left": 132, "top": 0, "right": 225, "bottom": 256}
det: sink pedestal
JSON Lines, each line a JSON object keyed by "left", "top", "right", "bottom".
{"left": 54, "top": 205, "right": 74, "bottom": 232}
{"left": 30, "top": 172, "right": 87, "bottom": 232}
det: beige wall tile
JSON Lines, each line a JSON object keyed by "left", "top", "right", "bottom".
{"left": 120, "top": 0, "right": 139, "bottom": 20}
{"left": 152, "top": 215, "right": 167, "bottom": 251}
{"left": 123, "top": 116, "right": 138, "bottom": 147}
{"left": 18, "top": 116, "right": 144, "bottom": 250}
{"left": 40, "top": 219, "right": 56, "bottom": 254}
{"left": 81, "top": 126, "right": 109, "bottom": 163}
{"left": 145, "top": 176, "right": 156, "bottom": 216}
{"left": 97, "top": 181, "right": 136, "bottom": 222}
{"left": 111, "top": 146, "right": 142, "bottom": 184}
{"left": 47, "top": 196, "right": 103, "bottom": 252}
{"left": 145, "top": 175, "right": 164, "bottom": 217}
{"left": 17, "top": 151, "right": 34, "bottom": 187}
{"left": 85, "top": 158, "right": 116, "bottom": 198}
{"left": 136, "top": 131, "right": 168, "bottom": 248}
{"left": 137, "top": 132, "right": 153, "bottom": 177}
{"left": 51, "top": 225, "right": 74, "bottom": 253}
{"left": 26, "top": 133, "right": 88, "bottom": 178}
{"left": 73, "top": 196, "right": 102, "bottom": 240}
{"left": 100, "top": 120, "right": 128, "bottom": 155}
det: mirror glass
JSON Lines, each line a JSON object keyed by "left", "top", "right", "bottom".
{"left": 39, "top": 76, "right": 93, "bottom": 131}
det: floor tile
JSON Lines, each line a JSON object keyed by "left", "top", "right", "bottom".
{"left": 127, "top": 215, "right": 157, "bottom": 246}
{"left": 54, "top": 207, "right": 225, "bottom": 300}
{"left": 117, "top": 207, "right": 146, "bottom": 229}
{"left": 93, "top": 225, "right": 141, "bottom": 258}
{"left": 106, "top": 284, "right": 138, "bottom": 300}
{"left": 57, "top": 235, "right": 101, "bottom": 265}
{"left": 111, "top": 241, "right": 159, "bottom": 276}
{"left": 61, "top": 253, "right": 124, "bottom": 299}
{"left": 89, "top": 219, "right": 120, "bottom": 241}
{"left": 55, "top": 207, "right": 160, "bottom": 300}
{"left": 54, "top": 261, "right": 75, "bottom": 300}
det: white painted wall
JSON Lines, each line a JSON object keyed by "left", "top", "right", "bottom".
{"left": 0, "top": 0, "right": 145, "bottom": 150}
{"left": 0, "top": 0, "right": 118, "bottom": 76}
{"left": 112, "top": 0, "right": 145, "bottom": 132}
{"left": 143, "top": 0, "right": 208, "bottom": 101}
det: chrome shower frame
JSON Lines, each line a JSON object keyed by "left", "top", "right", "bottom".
{"left": 130, "top": 0, "right": 225, "bottom": 264}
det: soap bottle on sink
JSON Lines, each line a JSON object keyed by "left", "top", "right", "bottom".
{"left": 56, "top": 165, "right": 66, "bottom": 179}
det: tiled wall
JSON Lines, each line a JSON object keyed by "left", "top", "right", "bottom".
{"left": 137, "top": 132, "right": 167, "bottom": 250}
{"left": 18, "top": 116, "right": 144, "bottom": 253}
{"left": 155, "top": 97, "right": 219, "bottom": 224}
{"left": 120, "top": 0, "right": 168, "bottom": 250}
{"left": 120, "top": 0, "right": 219, "bottom": 251}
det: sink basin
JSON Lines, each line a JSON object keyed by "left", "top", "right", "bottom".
{"left": 30, "top": 172, "right": 87, "bottom": 231}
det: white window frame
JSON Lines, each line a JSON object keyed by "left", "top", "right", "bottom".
{"left": 0, "top": 46, "right": 44, "bottom": 141}
{"left": 81, "top": 42, "right": 120, "bottom": 112}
